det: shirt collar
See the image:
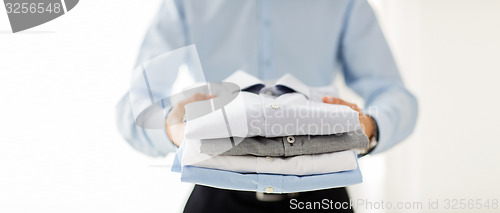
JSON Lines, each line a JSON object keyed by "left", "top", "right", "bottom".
{"left": 275, "top": 73, "right": 311, "bottom": 98}
{"left": 223, "top": 70, "right": 264, "bottom": 90}
{"left": 223, "top": 71, "right": 310, "bottom": 98}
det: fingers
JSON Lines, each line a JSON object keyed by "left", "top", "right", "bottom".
{"left": 170, "top": 93, "right": 215, "bottom": 122}
{"left": 323, "top": 96, "right": 362, "bottom": 113}
{"left": 188, "top": 93, "right": 213, "bottom": 102}
{"left": 322, "top": 96, "right": 341, "bottom": 104}
{"left": 178, "top": 93, "right": 215, "bottom": 108}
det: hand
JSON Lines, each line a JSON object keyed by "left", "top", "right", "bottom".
{"left": 322, "top": 96, "right": 375, "bottom": 139}
{"left": 166, "top": 93, "right": 214, "bottom": 146}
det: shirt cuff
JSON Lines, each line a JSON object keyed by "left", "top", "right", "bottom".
{"left": 142, "top": 105, "right": 179, "bottom": 154}
{"left": 365, "top": 103, "right": 396, "bottom": 155}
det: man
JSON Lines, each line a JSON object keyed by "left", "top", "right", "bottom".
{"left": 116, "top": 0, "right": 418, "bottom": 212}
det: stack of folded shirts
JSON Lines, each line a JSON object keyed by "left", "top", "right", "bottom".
{"left": 172, "top": 71, "right": 369, "bottom": 193}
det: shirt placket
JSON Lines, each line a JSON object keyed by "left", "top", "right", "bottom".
{"left": 257, "top": 0, "right": 273, "bottom": 79}
{"left": 282, "top": 135, "right": 304, "bottom": 157}
{"left": 257, "top": 174, "right": 284, "bottom": 193}
{"left": 262, "top": 96, "right": 280, "bottom": 137}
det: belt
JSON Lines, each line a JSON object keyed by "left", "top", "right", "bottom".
{"left": 255, "top": 192, "right": 299, "bottom": 202}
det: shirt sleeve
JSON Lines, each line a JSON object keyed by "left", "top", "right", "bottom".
{"left": 115, "top": 0, "right": 189, "bottom": 157}
{"left": 339, "top": 0, "right": 419, "bottom": 154}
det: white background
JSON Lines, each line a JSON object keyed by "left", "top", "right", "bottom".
{"left": 1, "top": 0, "right": 499, "bottom": 212}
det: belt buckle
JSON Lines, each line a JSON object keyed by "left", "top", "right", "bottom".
{"left": 255, "top": 192, "right": 299, "bottom": 202}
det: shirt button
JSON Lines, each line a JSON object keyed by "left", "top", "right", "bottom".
{"left": 271, "top": 104, "right": 280, "bottom": 109}
{"left": 265, "top": 156, "right": 274, "bottom": 162}
{"left": 265, "top": 91, "right": 273, "bottom": 96}
{"left": 286, "top": 136, "right": 295, "bottom": 144}
{"left": 265, "top": 187, "right": 274, "bottom": 193}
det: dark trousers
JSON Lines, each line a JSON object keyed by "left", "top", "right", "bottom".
{"left": 184, "top": 185, "right": 354, "bottom": 213}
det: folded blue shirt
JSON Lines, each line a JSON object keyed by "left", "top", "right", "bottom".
{"left": 172, "top": 142, "right": 363, "bottom": 193}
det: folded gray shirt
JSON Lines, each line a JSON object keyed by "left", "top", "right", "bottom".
{"left": 200, "top": 129, "right": 370, "bottom": 157}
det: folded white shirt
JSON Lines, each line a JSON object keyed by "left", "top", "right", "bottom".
{"left": 181, "top": 138, "right": 358, "bottom": 176}
{"left": 184, "top": 72, "right": 360, "bottom": 140}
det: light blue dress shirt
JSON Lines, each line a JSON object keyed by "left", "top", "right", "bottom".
{"left": 116, "top": 0, "right": 418, "bottom": 157}
{"left": 171, "top": 141, "right": 363, "bottom": 193}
